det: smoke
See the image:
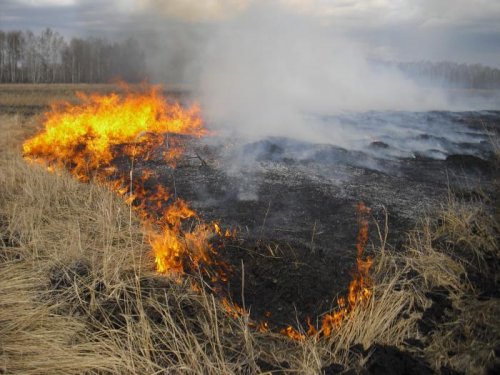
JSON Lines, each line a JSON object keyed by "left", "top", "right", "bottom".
{"left": 91, "top": 0, "right": 494, "bottom": 186}
{"left": 156, "top": 2, "right": 492, "bottom": 197}
{"left": 193, "top": 3, "right": 450, "bottom": 143}
{"left": 139, "top": 0, "right": 247, "bottom": 22}
{"left": 129, "top": 2, "right": 494, "bottom": 183}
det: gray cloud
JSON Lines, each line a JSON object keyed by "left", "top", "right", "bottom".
{"left": 1, "top": 0, "right": 79, "bottom": 36}
{"left": 0, "top": 0, "right": 140, "bottom": 37}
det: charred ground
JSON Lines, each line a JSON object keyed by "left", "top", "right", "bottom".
{"left": 121, "top": 110, "right": 499, "bottom": 330}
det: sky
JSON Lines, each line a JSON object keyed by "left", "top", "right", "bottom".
{"left": 1, "top": 0, "right": 500, "bottom": 67}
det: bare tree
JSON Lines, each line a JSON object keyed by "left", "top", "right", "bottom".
{"left": 0, "top": 31, "right": 6, "bottom": 82}
{"left": 6, "top": 31, "right": 24, "bottom": 82}
{"left": 0, "top": 28, "right": 146, "bottom": 84}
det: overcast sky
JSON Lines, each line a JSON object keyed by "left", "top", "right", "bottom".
{"left": 1, "top": 0, "right": 500, "bottom": 67}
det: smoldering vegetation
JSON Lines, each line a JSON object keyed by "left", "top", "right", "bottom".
{"left": 135, "top": 108, "right": 497, "bottom": 334}
{"left": 200, "top": 110, "right": 498, "bottom": 225}
{"left": 215, "top": 110, "right": 496, "bottom": 166}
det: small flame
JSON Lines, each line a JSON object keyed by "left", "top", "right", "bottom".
{"left": 258, "top": 321, "right": 270, "bottom": 332}
{"left": 306, "top": 316, "right": 318, "bottom": 336}
{"left": 318, "top": 202, "right": 372, "bottom": 337}
{"left": 222, "top": 298, "right": 247, "bottom": 318}
{"left": 280, "top": 326, "right": 306, "bottom": 341}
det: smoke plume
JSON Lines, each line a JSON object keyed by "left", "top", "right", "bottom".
{"left": 193, "top": 3, "right": 450, "bottom": 143}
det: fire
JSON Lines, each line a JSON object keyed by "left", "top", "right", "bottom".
{"left": 318, "top": 202, "right": 372, "bottom": 335}
{"left": 23, "top": 85, "right": 227, "bottom": 278}
{"left": 222, "top": 298, "right": 247, "bottom": 319}
{"left": 22, "top": 84, "right": 374, "bottom": 341}
{"left": 23, "top": 86, "right": 204, "bottom": 180}
{"left": 280, "top": 326, "right": 306, "bottom": 341}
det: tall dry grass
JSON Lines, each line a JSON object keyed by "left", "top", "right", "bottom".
{"left": 0, "top": 84, "right": 189, "bottom": 116}
{"left": 409, "top": 196, "right": 499, "bottom": 374}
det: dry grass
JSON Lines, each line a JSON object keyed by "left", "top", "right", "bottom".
{"left": 0, "top": 142, "right": 420, "bottom": 373}
{"left": 0, "top": 113, "right": 423, "bottom": 374}
{"left": 1, "top": 93, "right": 499, "bottom": 374}
{"left": 409, "top": 197, "right": 499, "bottom": 374}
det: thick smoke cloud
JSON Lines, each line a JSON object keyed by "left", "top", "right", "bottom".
{"left": 193, "top": 3, "right": 449, "bottom": 143}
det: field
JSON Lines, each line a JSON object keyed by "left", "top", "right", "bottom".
{"left": 1, "top": 84, "right": 499, "bottom": 374}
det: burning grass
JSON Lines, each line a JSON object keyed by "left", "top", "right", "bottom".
{"left": 20, "top": 85, "right": 376, "bottom": 336}
{"left": 0, "top": 86, "right": 499, "bottom": 374}
{"left": 0, "top": 153, "right": 421, "bottom": 373}
{"left": 20, "top": 86, "right": 226, "bottom": 279}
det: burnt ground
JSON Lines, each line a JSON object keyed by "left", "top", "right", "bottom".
{"left": 122, "top": 110, "right": 500, "bottom": 331}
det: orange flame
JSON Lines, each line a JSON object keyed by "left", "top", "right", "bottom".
{"left": 317, "top": 202, "right": 372, "bottom": 337}
{"left": 23, "top": 86, "right": 204, "bottom": 180}
{"left": 222, "top": 298, "right": 248, "bottom": 319}
{"left": 22, "top": 85, "right": 230, "bottom": 278}
{"left": 280, "top": 326, "right": 306, "bottom": 341}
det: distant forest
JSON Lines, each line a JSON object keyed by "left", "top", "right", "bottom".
{"left": 0, "top": 28, "right": 146, "bottom": 83}
{"left": 1, "top": 28, "right": 500, "bottom": 88}
{"left": 399, "top": 61, "right": 500, "bottom": 89}
{"left": 382, "top": 61, "right": 500, "bottom": 89}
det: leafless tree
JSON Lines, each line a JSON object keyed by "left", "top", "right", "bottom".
{"left": 0, "top": 28, "right": 146, "bottom": 83}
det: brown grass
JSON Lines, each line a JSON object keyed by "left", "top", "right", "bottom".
{"left": 409, "top": 196, "right": 500, "bottom": 373}
{"left": 0, "top": 87, "right": 498, "bottom": 374}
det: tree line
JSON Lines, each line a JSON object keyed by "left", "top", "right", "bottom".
{"left": 2, "top": 28, "right": 500, "bottom": 89}
{"left": 0, "top": 28, "right": 146, "bottom": 83}
{"left": 394, "top": 61, "right": 500, "bottom": 90}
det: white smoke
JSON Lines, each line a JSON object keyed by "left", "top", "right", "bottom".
{"left": 132, "top": 1, "right": 493, "bottom": 170}
{"left": 194, "top": 3, "right": 450, "bottom": 143}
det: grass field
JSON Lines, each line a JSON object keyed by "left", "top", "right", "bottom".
{"left": 0, "top": 84, "right": 499, "bottom": 374}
